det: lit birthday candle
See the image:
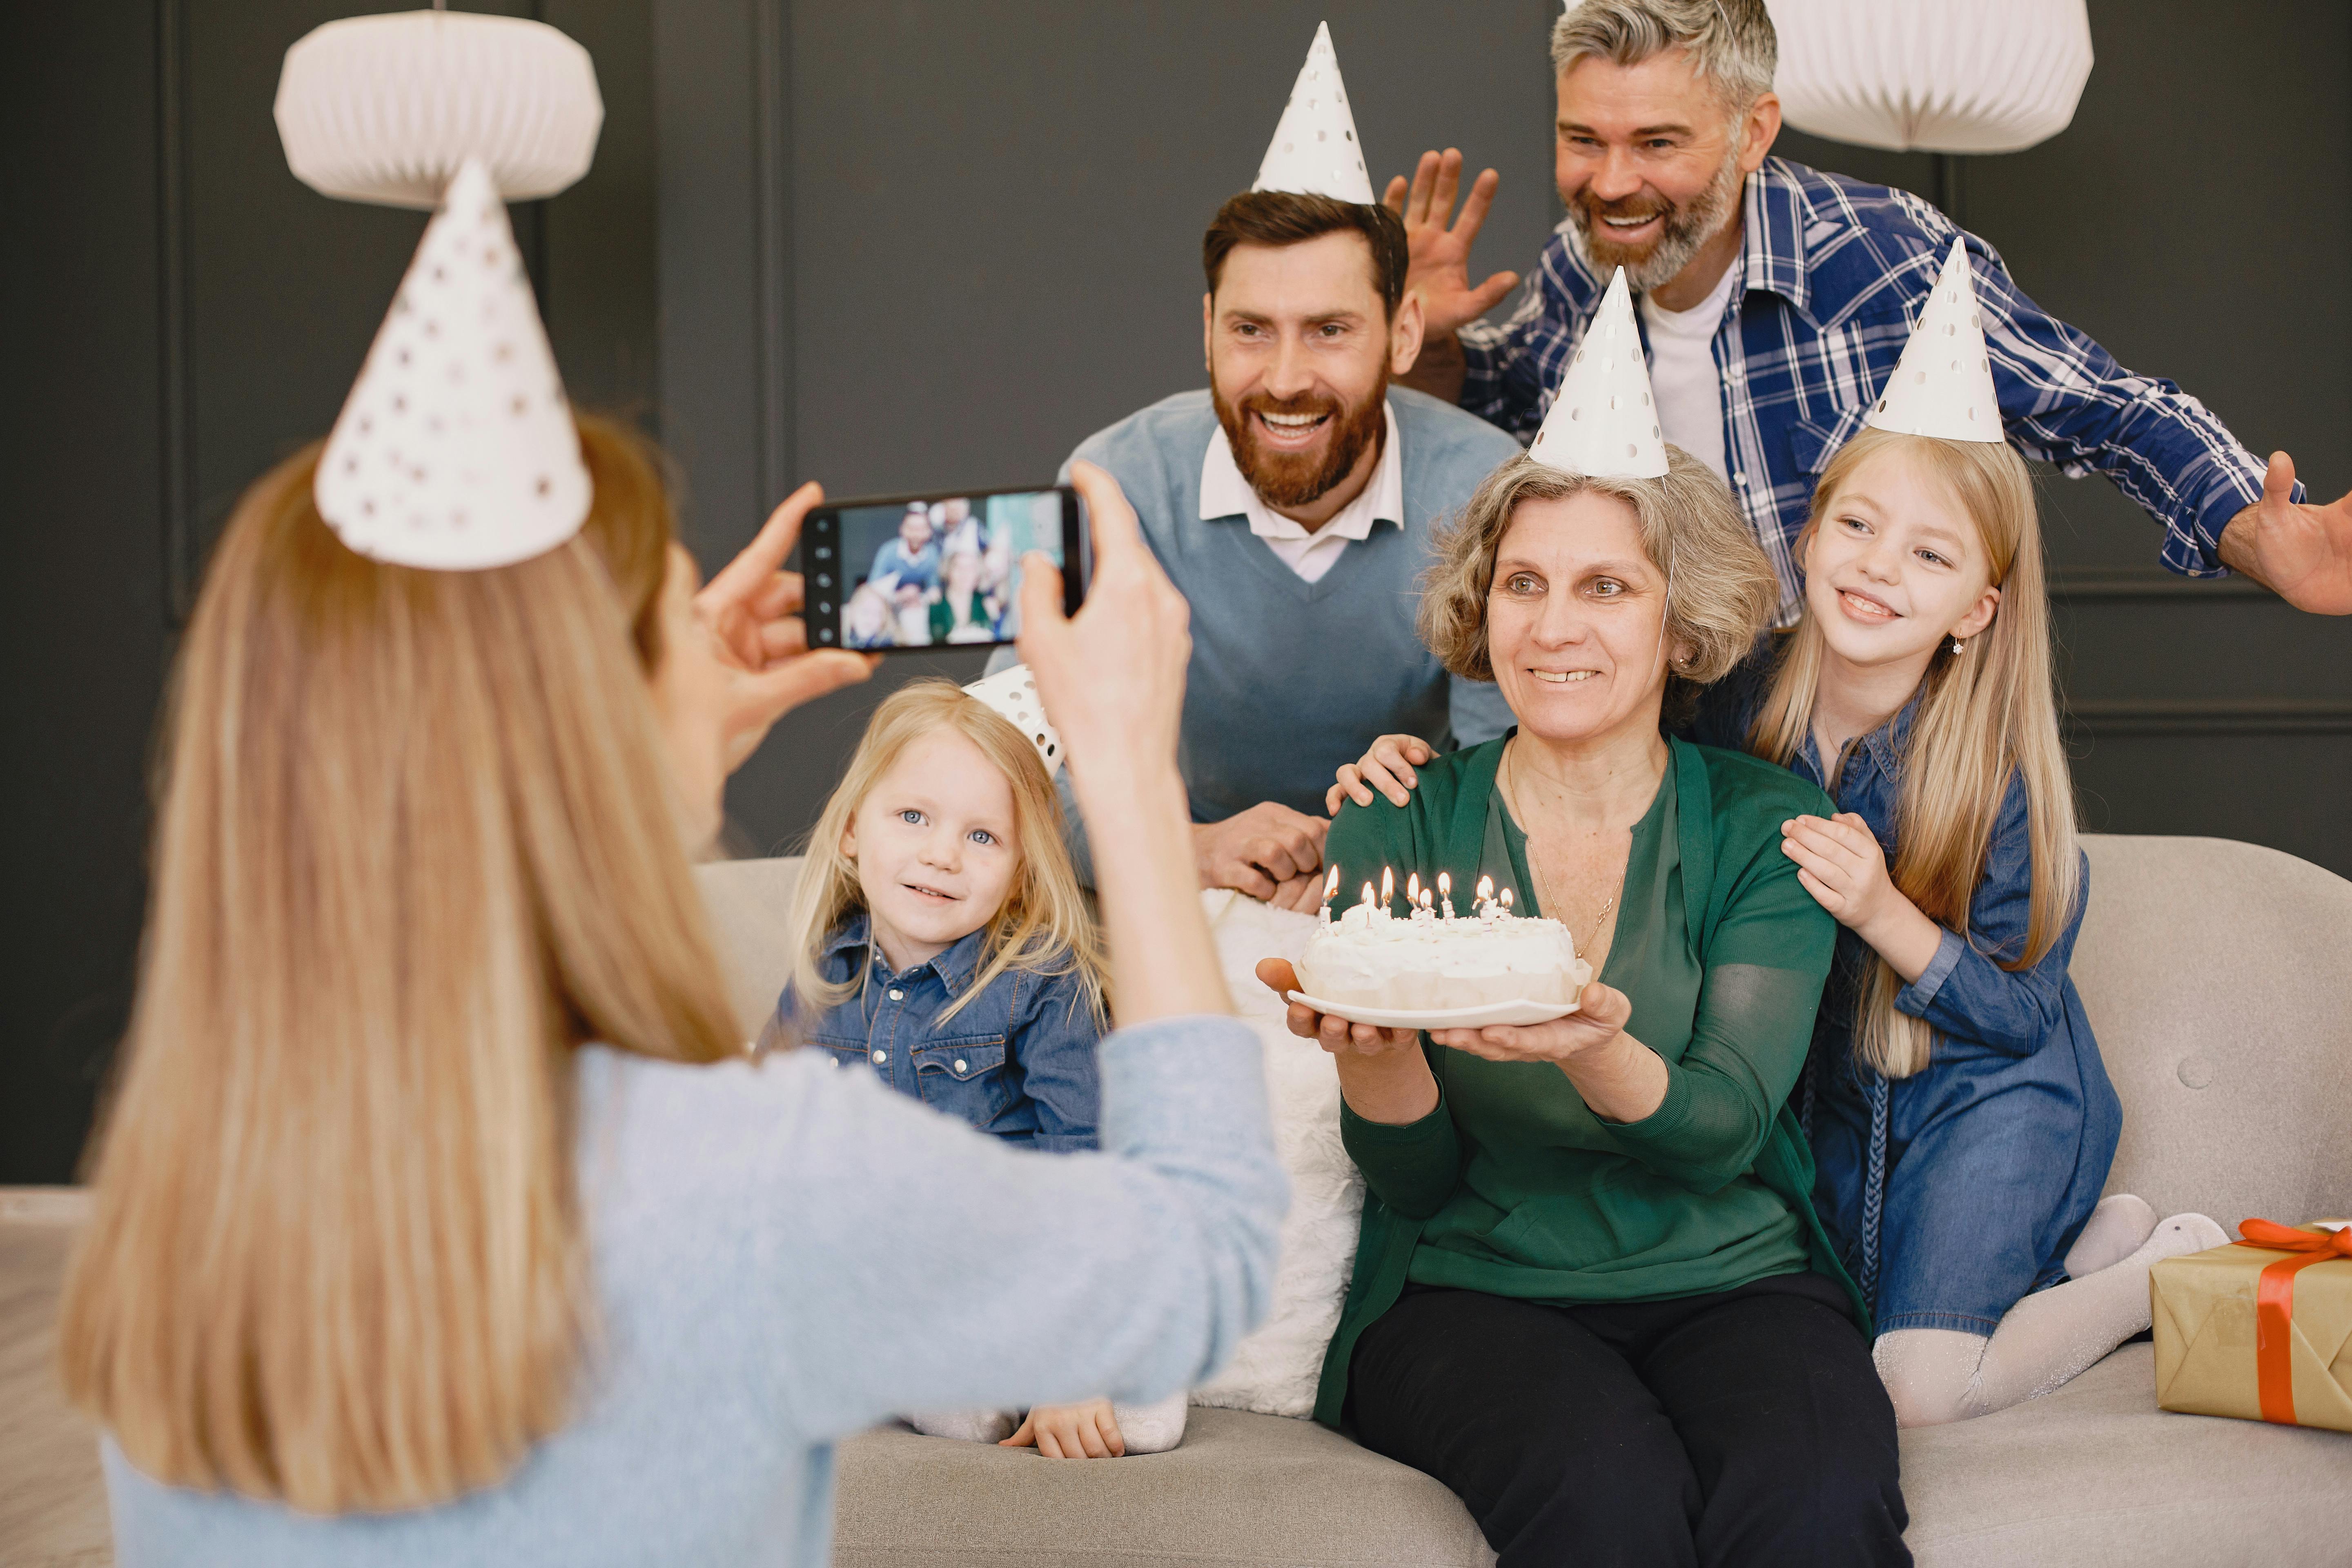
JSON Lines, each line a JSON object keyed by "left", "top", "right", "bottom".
{"left": 1406, "top": 871, "right": 1421, "bottom": 909}
{"left": 1475, "top": 874, "right": 1495, "bottom": 914}
{"left": 1359, "top": 880, "right": 1375, "bottom": 911}
{"left": 1438, "top": 871, "right": 1453, "bottom": 919}
{"left": 1499, "top": 887, "right": 1515, "bottom": 918}
{"left": 1321, "top": 865, "right": 1341, "bottom": 924}
{"left": 1380, "top": 866, "right": 1394, "bottom": 916}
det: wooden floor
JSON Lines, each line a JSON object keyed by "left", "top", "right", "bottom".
{"left": 0, "top": 1189, "right": 112, "bottom": 1568}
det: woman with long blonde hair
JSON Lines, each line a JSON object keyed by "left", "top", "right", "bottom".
{"left": 56, "top": 426, "right": 1283, "bottom": 1565}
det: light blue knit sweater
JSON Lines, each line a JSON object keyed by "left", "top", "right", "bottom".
{"left": 100, "top": 1016, "right": 1285, "bottom": 1567}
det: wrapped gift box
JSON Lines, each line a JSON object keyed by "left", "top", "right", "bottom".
{"left": 2153, "top": 1219, "right": 2352, "bottom": 1433}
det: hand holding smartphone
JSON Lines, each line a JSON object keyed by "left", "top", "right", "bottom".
{"left": 804, "top": 485, "right": 1087, "bottom": 653}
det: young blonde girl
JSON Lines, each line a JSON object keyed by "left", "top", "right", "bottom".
{"left": 771, "top": 678, "right": 1187, "bottom": 1457}
{"left": 1330, "top": 427, "right": 2225, "bottom": 1425}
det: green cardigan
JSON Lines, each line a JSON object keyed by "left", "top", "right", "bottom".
{"left": 1312, "top": 735, "right": 1869, "bottom": 1430}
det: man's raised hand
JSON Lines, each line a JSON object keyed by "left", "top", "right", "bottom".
{"left": 2221, "top": 450, "right": 2352, "bottom": 614}
{"left": 1382, "top": 149, "right": 1519, "bottom": 343}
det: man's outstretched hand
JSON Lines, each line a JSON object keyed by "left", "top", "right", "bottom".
{"left": 1383, "top": 149, "right": 1518, "bottom": 402}
{"left": 2220, "top": 451, "right": 2352, "bottom": 614}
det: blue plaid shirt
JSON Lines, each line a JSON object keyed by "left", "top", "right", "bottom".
{"left": 1461, "top": 157, "right": 2280, "bottom": 614}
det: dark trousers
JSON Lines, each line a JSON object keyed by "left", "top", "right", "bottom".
{"left": 1347, "top": 1278, "right": 1909, "bottom": 1568}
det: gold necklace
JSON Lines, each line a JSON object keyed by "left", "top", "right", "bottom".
{"left": 1504, "top": 744, "right": 1624, "bottom": 960}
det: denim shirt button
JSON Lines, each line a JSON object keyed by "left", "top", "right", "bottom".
{"left": 871, "top": 1049, "right": 887, "bottom": 1065}
{"left": 887, "top": 989, "right": 904, "bottom": 1001}
{"left": 953, "top": 1058, "right": 969, "bottom": 1075}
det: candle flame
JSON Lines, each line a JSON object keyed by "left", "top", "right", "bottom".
{"left": 1406, "top": 871, "right": 1421, "bottom": 905}
{"left": 1325, "top": 864, "right": 1341, "bottom": 898}
{"left": 1380, "top": 866, "right": 1394, "bottom": 905}
{"left": 1438, "top": 871, "right": 1451, "bottom": 898}
{"left": 1499, "top": 887, "right": 1514, "bottom": 911}
{"left": 1421, "top": 888, "right": 1434, "bottom": 910}
{"left": 1361, "top": 882, "right": 1375, "bottom": 907}
{"left": 1476, "top": 874, "right": 1494, "bottom": 903}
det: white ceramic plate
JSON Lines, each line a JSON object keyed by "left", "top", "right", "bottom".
{"left": 1285, "top": 991, "right": 1580, "bottom": 1031}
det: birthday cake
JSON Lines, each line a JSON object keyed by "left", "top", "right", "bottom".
{"left": 1296, "top": 875, "right": 1591, "bottom": 1014}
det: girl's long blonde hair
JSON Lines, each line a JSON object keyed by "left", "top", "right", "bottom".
{"left": 780, "top": 680, "right": 1105, "bottom": 1033}
{"left": 58, "top": 420, "right": 742, "bottom": 1512}
{"left": 1748, "top": 427, "right": 2079, "bottom": 1080}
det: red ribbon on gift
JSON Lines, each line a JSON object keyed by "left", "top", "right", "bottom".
{"left": 2232, "top": 1218, "right": 2352, "bottom": 1426}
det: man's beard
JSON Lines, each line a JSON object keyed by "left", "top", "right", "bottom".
{"left": 1567, "top": 142, "right": 1745, "bottom": 293}
{"left": 1212, "top": 381, "right": 1388, "bottom": 511}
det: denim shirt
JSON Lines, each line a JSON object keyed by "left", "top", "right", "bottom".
{"left": 779, "top": 913, "right": 1102, "bottom": 1153}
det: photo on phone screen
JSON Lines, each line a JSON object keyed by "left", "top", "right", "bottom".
{"left": 806, "top": 487, "right": 1079, "bottom": 653}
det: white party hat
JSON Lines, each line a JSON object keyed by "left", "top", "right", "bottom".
{"left": 314, "top": 157, "right": 591, "bottom": 569}
{"left": 1252, "top": 22, "right": 1376, "bottom": 205}
{"left": 964, "top": 665, "right": 1063, "bottom": 778}
{"left": 1864, "top": 237, "right": 2002, "bottom": 442}
{"left": 1528, "top": 267, "right": 1668, "bottom": 479}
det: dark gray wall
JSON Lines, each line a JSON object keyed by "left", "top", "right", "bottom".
{"left": 0, "top": 0, "right": 656, "bottom": 1183}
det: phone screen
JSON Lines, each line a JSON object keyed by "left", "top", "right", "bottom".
{"left": 807, "top": 487, "right": 1078, "bottom": 653}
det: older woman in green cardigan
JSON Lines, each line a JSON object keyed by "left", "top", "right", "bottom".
{"left": 1260, "top": 450, "right": 1908, "bottom": 1566}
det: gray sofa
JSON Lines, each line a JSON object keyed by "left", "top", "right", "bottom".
{"left": 4, "top": 836, "right": 2346, "bottom": 1567}
{"left": 697, "top": 836, "right": 2352, "bottom": 1568}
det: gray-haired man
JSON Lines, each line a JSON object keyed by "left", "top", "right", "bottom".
{"left": 1394, "top": 0, "right": 2352, "bottom": 616}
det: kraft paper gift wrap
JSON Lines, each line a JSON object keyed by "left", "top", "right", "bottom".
{"left": 2152, "top": 1220, "right": 2352, "bottom": 1433}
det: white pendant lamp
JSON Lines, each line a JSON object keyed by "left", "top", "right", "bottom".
{"left": 274, "top": 6, "right": 604, "bottom": 208}
{"left": 1764, "top": 0, "right": 2094, "bottom": 155}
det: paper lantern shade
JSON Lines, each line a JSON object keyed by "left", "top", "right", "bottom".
{"left": 1764, "top": 0, "right": 2094, "bottom": 155}
{"left": 275, "top": 9, "right": 604, "bottom": 208}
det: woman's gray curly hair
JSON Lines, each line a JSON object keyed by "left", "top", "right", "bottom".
{"left": 1418, "top": 445, "right": 1778, "bottom": 688}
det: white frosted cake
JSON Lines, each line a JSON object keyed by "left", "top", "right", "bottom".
{"left": 1297, "top": 898, "right": 1591, "bottom": 1013}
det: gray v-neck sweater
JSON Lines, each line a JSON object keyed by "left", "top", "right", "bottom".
{"left": 1061, "top": 388, "right": 1522, "bottom": 822}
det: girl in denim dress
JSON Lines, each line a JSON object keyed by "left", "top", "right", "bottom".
{"left": 1694, "top": 425, "right": 2227, "bottom": 1425}
{"left": 768, "top": 675, "right": 1187, "bottom": 1458}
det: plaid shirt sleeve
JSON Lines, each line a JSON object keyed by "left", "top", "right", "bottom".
{"left": 1952, "top": 225, "right": 2281, "bottom": 577}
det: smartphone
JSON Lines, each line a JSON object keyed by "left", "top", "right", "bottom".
{"left": 803, "top": 485, "right": 1086, "bottom": 653}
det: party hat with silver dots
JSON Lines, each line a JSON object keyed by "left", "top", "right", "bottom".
{"left": 964, "top": 665, "right": 1064, "bottom": 778}
{"left": 313, "top": 156, "right": 591, "bottom": 569}
{"left": 1529, "top": 267, "right": 1669, "bottom": 479}
{"left": 1864, "top": 236, "right": 2002, "bottom": 443}
{"left": 1252, "top": 22, "right": 1376, "bottom": 205}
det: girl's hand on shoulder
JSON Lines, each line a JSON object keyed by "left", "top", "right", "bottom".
{"left": 1327, "top": 734, "right": 1436, "bottom": 814}
{"left": 1428, "top": 978, "right": 1632, "bottom": 1066}
{"left": 1254, "top": 959, "right": 1419, "bottom": 1058}
{"left": 1779, "top": 812, "right": 1896, "bottom": 930}
{"left": 1002, "top": 1398, "right": 1125, "bottom": 1459}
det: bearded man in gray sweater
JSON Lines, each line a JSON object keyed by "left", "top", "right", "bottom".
{"left": 1000, "top": 190, "right": 1519, "bottom": 908}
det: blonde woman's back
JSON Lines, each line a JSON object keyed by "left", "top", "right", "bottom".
{"left": 105, "top": 1031, "right": 1284, "bottom": 1567}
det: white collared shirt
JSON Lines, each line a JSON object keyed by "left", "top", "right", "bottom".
{"left": 1198, "top": 401, "right": 1403, "bottom": 584}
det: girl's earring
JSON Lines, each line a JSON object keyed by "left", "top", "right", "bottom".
{"left": 1951, "top": 637, "right": 1967, "bottom": 655}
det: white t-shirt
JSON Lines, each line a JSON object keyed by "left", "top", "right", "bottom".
{"left": 1639, "top": 260, "right": 1742, "bottom": 482}
{"left": 1198, "top": 402, "right": 1403, "bottom": 584}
